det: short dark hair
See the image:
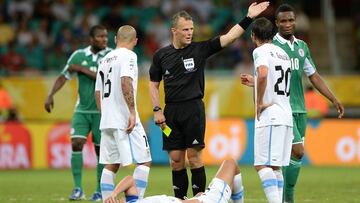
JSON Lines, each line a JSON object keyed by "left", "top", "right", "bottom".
{"left": 251, "top": 17, "right": 274, "bottom": 42}
{"left": 275, "top": 4, "right": 296, "bottom": 18}
{"left": 171, "top": 10, "right": 192, "bottom": 28}
{"left": 89, "top": 25, "right": 106, "bottom": 38}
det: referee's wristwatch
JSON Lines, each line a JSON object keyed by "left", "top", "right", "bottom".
{"left": 153, "top": 106, "right": 162, "bottom": 112}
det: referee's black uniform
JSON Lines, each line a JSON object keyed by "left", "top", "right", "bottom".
{"left": 149, "top": 37, "right": 223, "bottom": 151}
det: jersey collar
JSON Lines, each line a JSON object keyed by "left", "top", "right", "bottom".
{"left": 84, "top": 46, "right": 110, "bottom": 57}
{"left": 274, "top": 33, "right": 299, "bottom": 45}
{"left": 274, "top": 33, "right": 299, "bottom": 51}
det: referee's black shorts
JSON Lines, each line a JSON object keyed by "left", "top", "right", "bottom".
{"left": 162, "top": 99, "right": 205, "bottom": 151}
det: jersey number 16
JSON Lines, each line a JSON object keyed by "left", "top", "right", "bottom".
{"left": 99, "top": 67, "right": 112, "bottom": 98}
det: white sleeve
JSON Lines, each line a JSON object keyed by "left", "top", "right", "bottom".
{"left": 253, "top": 48, "right": 269, "bottom": 69}
{"left": 95, "top": 68, "right": 102, "bottom": 92}
{"left": 120, "top": 52, "right": 137, "bottom": 79}
{"left": 303, "top": 58, "right": 316, "bottom": 76}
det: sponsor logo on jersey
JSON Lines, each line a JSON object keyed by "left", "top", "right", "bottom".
{"left": 298, "top": 48, "right": 305, "bottom": 57}
{"left": 81, "top": 60, "right": 88, "bottom": 66}
{"left": 183, "top": 58, "right": 196, "bottom": 72}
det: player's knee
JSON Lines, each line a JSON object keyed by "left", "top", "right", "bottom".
{"left": 71, "top": 138, "right": 86, "bottom": 151}
{"left": 139, "top": 161, "right": 151, "bottom": 167}
{"left": 105, "top": 164, "right": 119, "bottom": 173}
{"left": 223, "top": 159, "right": 237, "bottom": 169}
{"left": 187, "top": 154, "right": 203, "bottom": 168}
{"left": 170, "top": 158, "right": 185, "bottom": 170}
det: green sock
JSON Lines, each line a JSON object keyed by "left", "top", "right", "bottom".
{"left": 71, "top": 152, "right": 83, "bottom": 189}
{"left": 284, "top": 157, "right": 302, "bottom": 203}
{"left": 96, "top": 158, "right": 104, "bottom": 192}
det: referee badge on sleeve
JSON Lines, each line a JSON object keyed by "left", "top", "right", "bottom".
{"left": 183, "top": 58, "right": 196, "bottom": 72}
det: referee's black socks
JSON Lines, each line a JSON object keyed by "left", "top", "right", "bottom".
{"left": 191, "top": 166, "right": 206, "bottom": 196}
{"left": 172, "top": 168, "right": 188, "bottom": 199}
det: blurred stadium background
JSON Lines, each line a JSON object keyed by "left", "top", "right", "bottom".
{"left": 0, "top": 0, "right": 360, "bottom": 202}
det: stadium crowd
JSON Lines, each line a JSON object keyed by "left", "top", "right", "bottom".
{"left": 0, "top": 0, "right": 267, "bottom": 76}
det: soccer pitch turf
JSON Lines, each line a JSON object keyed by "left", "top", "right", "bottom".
{"left": 0, "top": 165, "right": 359, "bottom": 203}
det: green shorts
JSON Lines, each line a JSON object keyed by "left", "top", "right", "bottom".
{"left": 292, "top": 113, "right": 307, "bottom": 145}
{"left": 70, "top": 112, "right": 101, "bottom": 145}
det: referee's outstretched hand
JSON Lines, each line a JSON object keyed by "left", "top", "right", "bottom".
{"left": 247, "top": 1, "right": 270, "bottom": 19}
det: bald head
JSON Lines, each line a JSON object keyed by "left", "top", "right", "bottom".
{"left": 116, "top": 25, "right": 137, "bottom": 43}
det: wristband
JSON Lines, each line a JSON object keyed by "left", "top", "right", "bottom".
{"left": 153, "top": 106, "right": 162, "bottom": 112}
{"left": 238, "top": 16, "right": 253, "bottom": 30}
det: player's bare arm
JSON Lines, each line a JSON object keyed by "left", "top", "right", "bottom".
{"left": 122, "top": 76, "right": 136, "bottom": 133}
{"left": 240, "top": 73, "right": 254, "bottom": 87}
{"left": 95, "top": 90, "right": 101, "bottom": 112}
{"left": 308, "top": 72, "right": 344, "bottom": 118}
{"left": 256, "top": 66, "right": 268, "bottom": 121}
{"left": 68, "top": 64, "right": 97, "bottom": 79}
{"left": 220, "top": 1, "right": 269, "bottom": 48}
{"left": 149, "top": 81, "right": 166, "bottom": 127}
{"left": 44, "top": 75, "right": 67, "bottom": 113}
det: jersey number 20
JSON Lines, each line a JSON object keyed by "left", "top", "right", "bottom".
{"left": 274, "top": 65, "right": 291, "bottom": 96}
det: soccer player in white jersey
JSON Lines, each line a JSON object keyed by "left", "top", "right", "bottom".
{"left": 103, "top": 159, "right": 244, "bottom": 203}
{"left": 95, "top": 25, "right": 152, "bottom": 202}
{"left": 251, "top": 18, "right": 293, "bottom": 203}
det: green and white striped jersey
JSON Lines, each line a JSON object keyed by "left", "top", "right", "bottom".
{"left": 273, "top": 33, "right": 316, "bottom": 113}
{"left": 62, "top": 46, "right": 112, "bottom": 113}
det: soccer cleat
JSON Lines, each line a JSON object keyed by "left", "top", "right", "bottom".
{"left": 69, "top": 187, "right": 85, "bottom": 201}
{"left": 89, "top": 192, "right": 102, "bottom": 201}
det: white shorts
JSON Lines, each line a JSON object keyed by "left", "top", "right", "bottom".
{"left": 254, "top": 125, "right": 293, "bottom": 166}
{"left": 189, "top": 178, "right": 231, "bottom": 203}
{"left": 99, "top": 125, "right": 152, "bottom": 166}
{"left": 139, "top": 195, "right": 181, "bottom": 203}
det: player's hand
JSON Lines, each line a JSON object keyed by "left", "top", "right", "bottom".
{"left": 154, "top": 111, "right": 166, "bottom": 129}
{"left": 240, "top": 74, "right": 254, "bottom": 87}
{"left": 333, "top": 100, "right": 344, "bottom": 118}
{"left": 104, "top": 195, "right": 120, "bottom": 203}
{"left": 126, "top": 112, "right": 136, "bottom": 134}
{"left": 247, "top": 1, "right": 270, "bottom": 19}
{"left": 44, "top": 96, "right": 54, "bottom": 113}
{"left": 256, "top": 102, "right": 273, "bottom": 121}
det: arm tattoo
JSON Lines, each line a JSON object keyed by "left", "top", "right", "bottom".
{"left": 121, "top": 76, "right": 135, "bottom": 112}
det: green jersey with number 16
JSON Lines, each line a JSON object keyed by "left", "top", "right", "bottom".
{"left": 273, "top": 33, "right": 316, "bottom": 113}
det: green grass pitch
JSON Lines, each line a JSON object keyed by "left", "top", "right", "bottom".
{"left": 0, "top": 165, "right": 359, "bottom": 203}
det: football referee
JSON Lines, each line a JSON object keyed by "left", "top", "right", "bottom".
{"left": 149, "top": 2, "right": 269, "bottom": 199}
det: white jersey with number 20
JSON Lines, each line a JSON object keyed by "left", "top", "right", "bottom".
{"left": 253, "top": 43, "right": 292, "bottom": 128}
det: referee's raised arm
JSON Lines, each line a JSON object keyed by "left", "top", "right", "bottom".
{"left": 220, "top": 1, "right": 269, "bottom": 48}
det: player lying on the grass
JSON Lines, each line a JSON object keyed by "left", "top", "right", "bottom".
{"left": 104, "top": 159, "right": 244, "bottom": 203}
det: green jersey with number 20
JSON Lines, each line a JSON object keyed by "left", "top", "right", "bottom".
{"left": 272, "top": 33, "right": 316, "bottom": 113}
{"left": 62, "top": 46, "right": 112, "bottom": 113}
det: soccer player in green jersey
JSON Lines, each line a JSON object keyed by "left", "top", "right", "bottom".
{"left": 45, "top": 25, "right": 112, "bottom": 201}
{"left": 241, "top": 4, "right": 344, "bottom": 203}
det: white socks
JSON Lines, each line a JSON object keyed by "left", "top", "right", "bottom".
{"left": 133, "top": 165, "right": 150, "bottom": 199}
{"left": 258, "top": 167, "right": 281, "bottom": 203}
{"left": 231, "top": 173, "right": 244, "bottom": 203}
{"left": 100, "top": 168, "right": 115, "bottom": 201}
{"left": 273, "top": 169, "right": 283, "bottom": 202}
